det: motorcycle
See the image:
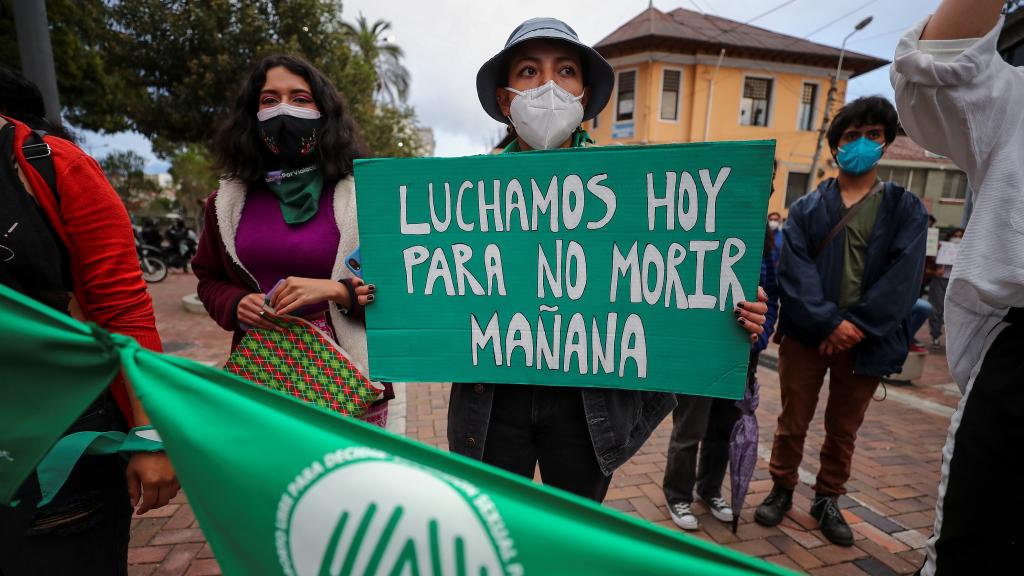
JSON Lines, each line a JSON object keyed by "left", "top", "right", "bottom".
{"left": 162, "top": 221, "right": 197, "bottom": 272}
{"left": 136, "top": 235, "right": 167, "bottom": 283}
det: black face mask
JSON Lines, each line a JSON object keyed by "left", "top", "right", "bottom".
{"left": 258, "top": 114, "right": 323, "bottom": 169}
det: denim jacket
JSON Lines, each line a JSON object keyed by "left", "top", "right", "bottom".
{"left": 447, "top": 132, "right": 676, "bottom": 476}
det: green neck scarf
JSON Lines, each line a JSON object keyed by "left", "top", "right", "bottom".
{"left": 503, "top": 128, "right": 594, "bottom": 153}
{"left": 265, "top": 165, "right": 324, "bottom": 224}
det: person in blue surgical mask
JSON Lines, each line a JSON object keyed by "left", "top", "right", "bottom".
{"left": 754, "top": 96, "right": 927, "bottom": 547}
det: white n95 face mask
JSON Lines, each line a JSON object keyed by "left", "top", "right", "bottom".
{"left": 505, "top": 81, "right": 585, "bottom": 150}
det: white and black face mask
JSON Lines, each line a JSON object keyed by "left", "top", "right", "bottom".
{"left": 504, "top": 81, "right": 584, "bottom": 150}
{"left": 257, "top": 103, "right": 323, "bottom": 168}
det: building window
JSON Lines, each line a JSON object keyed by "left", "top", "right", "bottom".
{"left": 879, "top": 166, "right": 909, "bottom": 187}
{"left": 660, "top": 69, "right": 681, "bottom": 121}
{"left": 878, "top": 166, "right": 930, "bottom": 196}
{"left": 616, "top": 70, "right": 636, "bottom": 121}
{"left": 785, "top": 171, "right": 810, "bottom": 207}
{"left": 798, "top": 83, "right": 818, "bottom": 131}
{"left": 940, "top": 171, "right": 967, "bottom": 200}
{"left": 740, "top": 77, "right": 772, "bottom": 127}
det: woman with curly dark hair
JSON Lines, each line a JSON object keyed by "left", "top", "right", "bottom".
{"left": 192, "top": 54, "right": 392, "bottom": 425}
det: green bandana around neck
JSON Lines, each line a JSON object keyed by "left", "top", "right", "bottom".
{"left": 264, "top": 165, "right": 324, "bottom": 224}
{"left": 503, "top": 127, "right": 594, "bottom": 153}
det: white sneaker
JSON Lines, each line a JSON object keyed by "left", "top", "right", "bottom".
{"left": 698, "top": 494, "right": 734, "bottom": 523}
{"left": 669, "top": 502, "right": 699, "bottom": 531}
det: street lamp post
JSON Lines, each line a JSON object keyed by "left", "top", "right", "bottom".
{"left": 805, "top": 16, "right": 873, "bottom": 195}
{"left": 11, "top": 0, "right": 62, "bottom": 126}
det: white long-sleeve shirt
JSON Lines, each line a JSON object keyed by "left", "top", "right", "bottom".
{"left": 891, "top": 16, "right": 1024, "bottom": 390}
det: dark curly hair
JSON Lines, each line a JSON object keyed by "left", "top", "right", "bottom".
{"left": 214, "top": 54, "right": 366, "bottom": 186}
{"left": 827, "top": 96, "right": 898, "bottom": 151}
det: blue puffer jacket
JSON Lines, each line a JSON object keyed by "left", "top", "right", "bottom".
{"left": 755, "top": 242, "right": 780, "bottom": 354}
{"left": 777, "top": 178, "right": 927, "bottom": 377}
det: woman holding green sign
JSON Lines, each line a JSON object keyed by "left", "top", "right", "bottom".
{"left": 446, "top": 17, "right": 770, "bottom": 501}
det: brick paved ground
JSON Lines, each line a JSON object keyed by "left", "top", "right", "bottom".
{"left": 130, "top": 273, "right": 957, "bottom": 575}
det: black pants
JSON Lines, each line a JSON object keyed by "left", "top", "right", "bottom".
{"left": 0, "top": 392, "right": 131, "bottom": 576}
{"left": 663, "top": 394, "right": 739, "bottom": 505}
{"left": 922, "top": 310, "right": 1024, "bottom": 575}
{"left": 482, "top": 384, "right": 612, "bottom": 502}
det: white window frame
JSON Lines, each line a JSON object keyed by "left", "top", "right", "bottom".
{"left": 615, "top": 68, "right": 639, "bottom": 123}
{"left": 796, "top": 81, "right": 821, "bottom": 132}
{"left": 738, "top": 73, "right": 775, "bottom": 128}
{"left": 658, "top": 66, "right": 684, "bottom": 123}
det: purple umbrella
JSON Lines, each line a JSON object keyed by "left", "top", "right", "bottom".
{"left": 729, "top": 374, "right": 760, "bottom": 534}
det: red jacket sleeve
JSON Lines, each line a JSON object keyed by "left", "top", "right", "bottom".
{"left": 191, "top": 191, "right": 251, "bottom": 332}
{"left": 9, "top": 119, "right": 162, "bottom": 427}
{"left": 54, "top": 154, "right": 164, "bottom": 353}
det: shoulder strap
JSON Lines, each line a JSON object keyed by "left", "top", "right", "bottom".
{"left": 22, "top": 130, "right": 59, "bottom": 206}
{"left": 812, "top": 181, "right": 884, "bottom": 260}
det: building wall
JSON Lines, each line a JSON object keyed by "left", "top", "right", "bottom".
{"left": 877, "top": 161, "right": 967, "bottom": 228}
{"left": 588, "top": 55, "right": 849, "bottom": 216}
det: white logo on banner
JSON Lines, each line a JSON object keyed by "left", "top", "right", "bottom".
{"left": 277, "top": 447, "right": 523, "bottom": 576}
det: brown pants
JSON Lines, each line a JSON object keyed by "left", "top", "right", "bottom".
{"left": 769, "top": 336, "right": 879, "bottom": 497}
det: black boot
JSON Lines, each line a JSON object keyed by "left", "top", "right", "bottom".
{"left": 754, "top": 484, "right": 793, "bottom": 527}
{"left": 811, "top": 494, "right": 854, "bottom": 547}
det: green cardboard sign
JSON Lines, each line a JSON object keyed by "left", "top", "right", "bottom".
{"left": 355, "top": 141, "right": 775, "bottom": 398}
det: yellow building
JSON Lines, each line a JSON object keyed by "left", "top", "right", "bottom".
{"left": 590, "top": 7, "right": 888, "bottom": 215}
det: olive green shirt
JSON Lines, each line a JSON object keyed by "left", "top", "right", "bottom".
{"left": 838, "top": 189, "right": 883, "bottom": 312}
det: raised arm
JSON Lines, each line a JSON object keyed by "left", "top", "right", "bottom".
{"left": 891, "top": 0, "right": 1018, "bottom": 180}
{"left": 921, "top": 0, "right": 1006, "bottom": 40}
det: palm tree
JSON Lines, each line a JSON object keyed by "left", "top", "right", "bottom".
{"left": 342, "top": 13, "right": 410, "bottom": 105}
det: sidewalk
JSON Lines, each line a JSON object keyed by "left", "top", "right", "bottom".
{"left": 130, "top": 273, "right": 956, "bottom": 575}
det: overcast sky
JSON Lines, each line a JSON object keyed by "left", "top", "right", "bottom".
{"left": 82, "top": 0, "right": 944, "bottom": 172}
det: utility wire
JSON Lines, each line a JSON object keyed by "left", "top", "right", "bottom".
{"left": 690, "top": 0, "right": 718, "bottom": 16}
{"left": 797, "top": 0, "right": 878, "bottom": 42}
{"left": 705, "top": 0, "right": 802, "bottom": 43}
{"left": 848, "top": 22, "right": 914, "bottom": 45}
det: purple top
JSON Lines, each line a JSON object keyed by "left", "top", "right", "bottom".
{"left": 236, "top": 186, "right": 340, "bottom": 315}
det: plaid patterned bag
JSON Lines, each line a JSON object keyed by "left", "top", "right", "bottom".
{"left": 224, "top": 313, "right": 382, "bottom": 417}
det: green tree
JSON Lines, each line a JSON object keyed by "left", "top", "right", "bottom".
{"left": 342, "top": 13, "right": 410, "bottom": 105}
{"left": 101, "top": 150, "right": 159, "bottom": 211}
{"left": 1, "top": 0, "right": 422, "bottom": 158}
{"left": 168, "top": 144, "right": 219, "bottom": 230}
{"left": 99, "top": 0, "right": 418, "bottom": 156}
{"left": 0, "top": 0, "right": 128, "bottom": 132}
{"left": 358, "top": 105, "right": 422, "bottom": 158}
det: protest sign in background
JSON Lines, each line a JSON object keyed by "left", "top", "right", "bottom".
{"left": 935, "top": 240, "right": 958, "bottom": 266}
{"left": 356, "top": 141, "right": 775, "bottom": 398}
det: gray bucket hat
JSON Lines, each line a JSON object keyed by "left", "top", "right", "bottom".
{"left": 476, "top": 17, "right": 614, "bottom": 125}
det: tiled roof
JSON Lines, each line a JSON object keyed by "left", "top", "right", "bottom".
{"left": 883, "top": 136, "right": 957, "bottom": 165}
{"left": 595, "top": 7, "right": 889, "bottom": 77}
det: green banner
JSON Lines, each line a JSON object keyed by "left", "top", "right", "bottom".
{"left": 0, "top": 293, "right": 123, "bottom": 505}
{"left": 355, "top": 141, "right": 775, "bottom": 397}
{"left": 0, "top": 284, "right": 794, "bottom": 575}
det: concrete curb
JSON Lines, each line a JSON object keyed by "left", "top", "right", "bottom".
{"left": 181, "top": 293, "right": 206, "bottom": 315}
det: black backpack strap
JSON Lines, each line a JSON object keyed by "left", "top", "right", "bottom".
{"left": 22, "top": 129, "right": 59, "bottom": 205}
